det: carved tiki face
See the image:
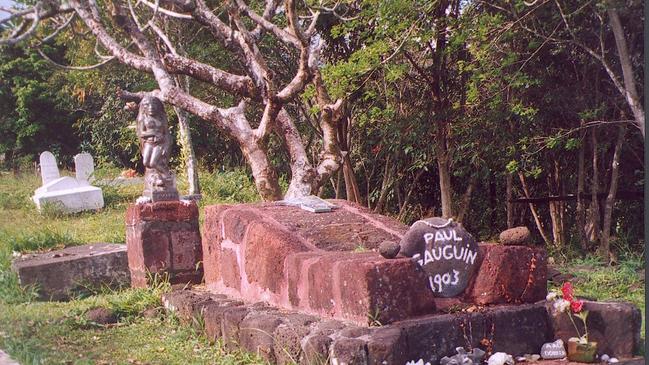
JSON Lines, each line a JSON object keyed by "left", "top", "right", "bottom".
{"left": 137, "top": 95, "right": 167, "bottom": 135}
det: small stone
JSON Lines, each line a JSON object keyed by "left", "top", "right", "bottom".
{"left": 609, "top": 358, "right": 619, "bottom": 363}
{"left": 525, "top": 354, "right": 540, "bottom": 362}
{"left": 379, "top": 241, "right": 401, "bottom": 259}
{"left": 499, "top": 226, "right": 531, "bottom": 245}
{"left": 601, "top": 354, "right": 610, "bottom": 362}
{"left": 86, "top": 307, "right": 117, "bottom": 325}
{"left": 516, "top": 357, "right": 527, "bottom": 362}
{"left": 487, "top": 352, "right": 514, "bottom": 365}
{"left": 540, "top": 339, "right": 566, "bottom": 360}
{"left": 142, "top": 308, "right": 160, "bottom": 318}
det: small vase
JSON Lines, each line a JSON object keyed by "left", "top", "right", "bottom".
{"left": 567, "top": 339, "right": 598, "bottom": 363}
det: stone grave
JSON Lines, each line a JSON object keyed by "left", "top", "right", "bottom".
{"left": 127, "top": 198, "right": 642, "bottom": 364}
{"left": 32, "top": 152, "right": 104, "bottom": 213}
{"left": 11, "top": 243, "right": 129, "bottom": 300}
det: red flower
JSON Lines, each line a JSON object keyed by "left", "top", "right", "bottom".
{"left": 561, "top": 282, "right": 574, "bottom": 302}
{"left": 571, "top": 299, "right": 584, "bottom": 313}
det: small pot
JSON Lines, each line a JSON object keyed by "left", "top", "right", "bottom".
{"left": 567, "top": 339, "right": 598, "bottom": 363}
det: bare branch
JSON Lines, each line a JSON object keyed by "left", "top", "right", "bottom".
{"left": 162, "top": 53, "right": 259, "bottom": 98}
{"left": 69, "top": 0, "right": 152, "bottom": 71}
{"left": 148, "top": 20, "right": 177, "bottom": 55}
{"left": 250, "top": 0, "right": 281, "bottom": 39}
{"left": 0, "top": 6, "right": 35, "bottom": 26}
{"left": 40, "top": 13, "right": 76, "bottom": 43}
{"left": 1, "top": 6, "right": 39, "bottom": 45}
{"left": 228, "top": 4, "right": 274, "bottom": 97}
{"left": 138, "top": 0, "right": 193, "bottom": 19}
{"left": 236, "top": 0, "right": 299, "bottom": 47}
{"left": 37, "top": 48, "right": 115, "bottom": 70}
{"left": 285, "top": 0, "right": 307, "bottom": 46}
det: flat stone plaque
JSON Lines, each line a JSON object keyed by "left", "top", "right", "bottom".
{"left": 540, "top": 339, "right": 566, "bottom": 359}
{"left": 400, "top": 218, "right": 479, "bottom": 297}
{"left": 280, "top": 195, "right": 337, "bottom": 213}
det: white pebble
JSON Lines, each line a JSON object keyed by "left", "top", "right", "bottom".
{"left": 609, "top": 358, "right": 619, "bottom": 363}
{"left": 601, "top": 354, "right": 610, "bottom": 362}
{"left": 488, "top": 353, "right": 514, "bottom": 365}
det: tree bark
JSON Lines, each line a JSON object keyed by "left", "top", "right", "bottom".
{"left": 435, "top": 121, "right": 454, "bottom": 218}
{"left": 587, "top": 129, "right": 601, "bottom": 244}
{"left": 506, "top": 173, "right": 514, "bottom": 228}
{"left": 174, "top": 107, "right": 200, "bottom": 196}
{"left": 576, "top": 122, "right": 588, "bottom": 250}
{"left": 547, "top": 160, "right": 565, "bottom": 247}
{"left": 374, "top": 155, "right": 395, "bottom": 213}
{"left": 518, "top": 171, "right": 552, "bottom": 245}
{"left": 599, "top": 125, "right": 626, "bottom": 261}
{"left": 608, "top": 8, "right": 644, "bottom": 137}
{"left": 238, "top": 136, "right": 282, "bottom": 201}
{"left": 338, "top": 116, "right": 362, "bottom": 204}
{"left": 456, "top": 174, "right": 477, "bottom": 224}
{"left": 398, "top": 169, "right": 424, "bottom": 221}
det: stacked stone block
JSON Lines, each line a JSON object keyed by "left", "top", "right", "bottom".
{"left": 126, "top": 200, "right": 203, "bottom": 287}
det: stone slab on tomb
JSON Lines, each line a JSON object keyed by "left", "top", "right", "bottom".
{"left": 126, "top": 200, "right": 203, "bottom": 287}
{"left": 201, "top": 200, "right": 548, "bottom": 325}
{"left": 11, "top": 243, "right": 129, "bottom": 301}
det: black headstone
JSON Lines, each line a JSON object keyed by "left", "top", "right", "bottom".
{"left": 399, "top": 217, "right": 479, "bottom": 298}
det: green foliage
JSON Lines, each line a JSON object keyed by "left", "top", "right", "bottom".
{"left": 198, "top": 169, "right": 261, "bottom": 205}
{"left": 0, "top": 46, "right": 81, "bottom": 167}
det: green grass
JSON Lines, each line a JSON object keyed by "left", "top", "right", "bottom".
{"left": 0, "top": 168, "right": 267, "bottom": 364}
{"left": 550, "top": 253, "right": 645, "bottom": 341}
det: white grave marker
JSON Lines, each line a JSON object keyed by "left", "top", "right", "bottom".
{"left": 33, "top": 151, "right": 104, "bottom": 213}
{"left": 74, "top": 153, "right": 94, "bottom": 186}
{"left": 39, "top": 151, "right": 60, "bottom": 185}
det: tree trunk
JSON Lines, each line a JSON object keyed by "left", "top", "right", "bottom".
{"left": 338, "top": 117, "right": 362, "bottom": 204}
{"left": 398, "top": 170, "right": 424, "bottom": 221}
{"left": 518, "top": 171, "right": 552, "bottom": 245}
{"left": 599, "top": 125, "right": 626, "bottom": 261}
{"left": 275, "top": 109, "right": 318, "bottom": 199}
{"left": 174, "top": 107, "right": 201, "bottom": 196}
{"left": 335, "top": 169, "right": 342, "bottom": 199}
{"left": 587, "top": 129, "right": 601, "bottom": 244}
{"left": 576, "top": 122, "right": 588, "bottom": 251}
{"left": 343, "top": 155, "right": 362, "bottom": 204}
{"left": 239, "top": 137, "right": 282, "bottom": 201}
{"left": 548, "top": 160, "right": 565, "bottom": 247}
{"left": 608, "top": 9, "right": 645, "bottom": 137}
{"left": 435, "top": 122, "right": 454, "bottom": 218}
{"left": 456, "top": 174, "right": 477, "bottom": 224}
{"left": 374, "top": 155, "right": 394, "bottom": 213}
{"left": 506, "top": 173, "right": 514, "bottom": 228}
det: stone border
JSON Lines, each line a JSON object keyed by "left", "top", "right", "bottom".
{"left": 163, "top": 288, "right": 555, "bottom": 365}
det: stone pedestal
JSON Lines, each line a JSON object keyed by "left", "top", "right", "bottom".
{"left": 126, "top": 200, "right": 203, "bottom": 287}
